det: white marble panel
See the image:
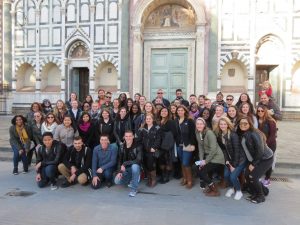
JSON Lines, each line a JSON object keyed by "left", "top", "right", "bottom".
{"left": 53, "top": 5, "right": 61, "bottom": 23}
{"left": 53, "top": 28, "right": 61, "bottom": 45}
{"left": 81, "top": 4, "right": 90, "bottom": 21}
{"left": 28, "top": 7, "right": 36, "bottom": 24}
{"left": 67, "top": 5, "right": 76, "bottom": 22}
{"left": 108, "top": 25, "right": 118, "bottom": 43}
{"left": 27, "top": 29, "right": 36, "bottom": 46}
{"left": 96, "top": 3, "right": 104, "bottom": 20}
{"left": 40, "top": 28, "right": 49, "bottom": 46}
{"left": 109, "top": 2, "right": 118, "bottom": 19}
{"left": 41, "top": 7, "right": 49, "bottom": 23}
{"left": 15, "top": 30, "right": 24, "bottom": 47}
{"left": 95, "top": 25, "right": 104, "bottom": 44}
{"left": 222, "top": 18, "right": 233, "bottom": 40}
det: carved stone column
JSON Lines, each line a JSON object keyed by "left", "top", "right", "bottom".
{"left": 195, "top": 24, "right": 206, "bottom": 95}
{"left": 89, "top": 4, "right": 96, "bottom": 94}
{"left": 35, "top": 9, "right": 40, "bottom": 93}
{"left": 61, "top": 7, "right": 66, "bottom": 99}
{"left": 132, "top": 25, "right": 143, "bottom": 95}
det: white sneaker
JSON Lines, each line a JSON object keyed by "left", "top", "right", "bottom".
{"left": 225, "top": 188, "right": 235, "bottom": 197}
{"left": 51, "top": 184, "right": 58, "bottom": 191}
{"left": 234, "top": 191, "right": 243, "bottom": 200}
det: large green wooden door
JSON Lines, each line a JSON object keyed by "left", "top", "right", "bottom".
{"left": 150, "top": 48, "right": 187, "bottom": 101}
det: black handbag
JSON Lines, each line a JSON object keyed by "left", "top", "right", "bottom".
{"left": 161, "top": 131, "right": 175, "bottom": 150}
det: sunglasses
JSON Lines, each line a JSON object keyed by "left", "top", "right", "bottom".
{"left": 47, "top": 116, "right": 54, "bottom": 119}
{"left": 226, "top": 98, "right": 233, "bottom": 101}
{"left": 157, "top": 92, "right": 163, "bottom": 94}
{"left": 257, "top": 110, "right": 264, "bottom": 113}
{"left": 105, "top": 96, "right": 112, "bottom": 99}
{"left": 239, "top": 122, "right": 249, "bottom": 126}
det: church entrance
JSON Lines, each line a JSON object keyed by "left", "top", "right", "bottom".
{"left": 150, "top": 48, "right": 187, "bottom": 100}
{"left": 70, "top": 67, "right": 89, "bottom": 102}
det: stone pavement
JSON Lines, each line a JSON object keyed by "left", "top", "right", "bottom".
{"left": 0, "top": 161, "right": 299, "bottom": 225}
{"left": 1, "top": 115, "right": 300, "bottom": 176}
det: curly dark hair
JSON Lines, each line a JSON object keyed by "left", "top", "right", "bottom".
{"left": 11, "top": 115, "right": 27, "bottom": 125}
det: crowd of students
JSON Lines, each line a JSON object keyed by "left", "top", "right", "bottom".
{"left": 9, "top": 88, "right": 281, "bottom": 201}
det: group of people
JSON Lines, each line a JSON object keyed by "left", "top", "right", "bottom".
{"left": 9, "top": 87, "right": 281, "bottom": 202}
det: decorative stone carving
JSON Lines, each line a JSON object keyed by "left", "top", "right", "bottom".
{"left": 145, "top": 4, "right": 195, "bottom": 29}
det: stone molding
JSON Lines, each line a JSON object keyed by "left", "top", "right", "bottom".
{"left": 39, "top": 56, "right": 62, "bottom": 72}
{"left": 94, "top": 53, "right": 119, "bottom": 73}
{"left": 15, "top": 57, "right": 36, "bottom": 72}
{"left": 219, "top": 51, "right": 250, "bottom": 76}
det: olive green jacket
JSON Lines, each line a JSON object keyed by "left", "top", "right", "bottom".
{"left": 195, "top": 129, "right": 224, "bottom": 165}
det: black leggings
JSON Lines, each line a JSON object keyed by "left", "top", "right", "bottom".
{"left": 144, "top": 152, "right": 157, "bottom": 172}
{"left": 245, "top": 156, "right": 274, "bottom": 196}
{"left": 198, "top": 163, "right": 224, "bottom": 185}
{"left": 265, "top": 144, "right": 276, "bottom": 179}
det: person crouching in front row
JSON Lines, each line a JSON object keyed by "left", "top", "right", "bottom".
{"left": 58, "top": 136, "right": 92, "bottom": 188}
{"left": 91, "top": 134, "right": 118, "bottom": 189}
{"left": 35, "top": 132, "right": 62, "bottom": 190}
{"left": 114, "top": 130, "right": 143, "bottom": 197}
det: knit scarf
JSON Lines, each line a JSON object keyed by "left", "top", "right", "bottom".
{"left": 16, "top": 126, "right": 29, "bottom": 144}
{"left": 79, "top": 122, "right": 91, "bottom": 132}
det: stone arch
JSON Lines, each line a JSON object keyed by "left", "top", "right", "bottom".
{"left": 132, "top": 0, "right": 207, "bottom": 27}
{"left": 15, "top": 57, "right": 36, "bottom": 73}
{"left": 40, "top": 62, "right": 61, "bottom": 92}
{"left": 220, "top": 60, "right": 248, "bottom": 93}
{"left": 15, "top": 63, "right": 36, "bottom": 91}
{"left": 65, "top": 37, "right": 90, "bottom": 58}
{"left": 94, "top": 61, "right": 118, "bottom": 92}
{"left": 40, "top": 56, "right": 62, "bottom": 72}
{"left": 219, "top": 51, "right": 250, "bottom": 76}
{"left": 94, "top": 54, "right": 119, "bottom": 73}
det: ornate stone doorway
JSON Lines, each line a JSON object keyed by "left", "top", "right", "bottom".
{"left": 66, "top": 41, "right": 90, "bottom": 101}
{"left": 131, "top": 0, "right": 207, "bottom": 97}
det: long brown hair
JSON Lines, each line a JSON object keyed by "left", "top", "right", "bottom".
{"left": 176, "top": 105, "right": 192, "bottom": 120}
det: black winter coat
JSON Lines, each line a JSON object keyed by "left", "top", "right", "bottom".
{"left": 241, "top": 130, "right": 264, "bottom": 166}
{"left": 137, "top": 124, "right": 161, "bottom": 152}
{"left": 175, "top": 118, "right": 196, "bottom": 146}
{"left": 36, "top": 140, "right": 62, "bottom": 173}
{"left": 95, "top": 118, "right": 115, "bottom": 144}
{"left": 63, "top": 145, "right": 92, "bottom": 178}
{"left": 217, "top": 131, "right": 245, "bottom": 167}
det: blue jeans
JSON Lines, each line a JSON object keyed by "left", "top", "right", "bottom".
{"left": 176, "top": 146, "right": 192, "bottom": 166}
{"left": 11, "top": 145, "right": 28, "bottom": 170}
{"left": 114, "top": 164, "right": 141, "bottom": 191}
{"left": 37, "top": 165, "right": 58, "bottom": 188}
{"left": 91, "top": 167, "right": 114, "bottom": 189}
{"left": 224, "top": 161, "right": 247, "bottom": 191}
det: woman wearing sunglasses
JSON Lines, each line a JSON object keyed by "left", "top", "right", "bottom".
{"left": 256, "top": 105, "right": 277, "bottom": 187}
{"left": 236, "top": 116, "right": 273, "bottom": 204}
{"left": 41, "top": 112, "right": 58, "bottom": 135}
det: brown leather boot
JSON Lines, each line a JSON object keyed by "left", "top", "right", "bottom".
{"left": 180, "top": 165, "right": 187, "bottom": 185}
{"left": 150, "top": 170, "right": 157, "bottom": 187}
{"left": 205, "top": 183, "right": 220, "bottom": 197}
{"left": 185, "top": 166, "right": 193, "bottom": 189}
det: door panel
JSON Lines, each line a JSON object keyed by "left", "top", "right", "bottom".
{"left": 70, "top": 68, "right": 89, "bottom": 102}
{"left": 150, "top": 49, "right": 187, "bottom": 101}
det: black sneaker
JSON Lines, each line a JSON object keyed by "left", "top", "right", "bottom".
{"left": 246, "top": 195, "right": 256, "bottom": 201}
{"left": 61, "top": 180, "right": 71, "bottom": 188}
{"left": 13, "top": 168, "right": 18, "bottom": 175}
{"left": 200, "top": 181, "right": 206, "bottom": 189}
{"left": 22, "top": 169, "right": 29, "bottom": 174}
{"left": 251, "top": 195, "right": 265, "bottom": 204}
{"left": 106, "top": 181, "right": 113, "bottom": 188}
